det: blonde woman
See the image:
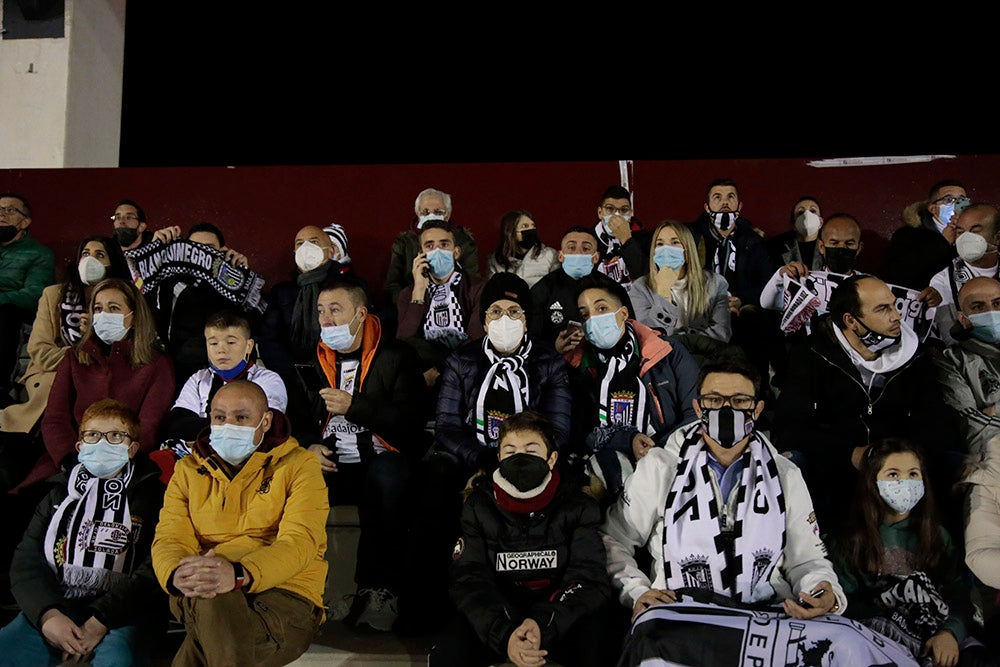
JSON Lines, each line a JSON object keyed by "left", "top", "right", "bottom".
{"left": 627, "top": 221, "right": 731, "bottom": 342}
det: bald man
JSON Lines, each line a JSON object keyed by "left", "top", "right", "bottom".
{"left": 937, "top": 276, "right": 1000, "bottom": 457}
{"left": 258, "top": 223, "right": 369, "bottom": 380}
{"left": 774, "top": 274, "right": 959, "bottom": 530}
{"left": 924, "top": 204, "right": 1000, "bottom": 345}
{"left": 152, "top": 380, "right": 328, "bottom": 666}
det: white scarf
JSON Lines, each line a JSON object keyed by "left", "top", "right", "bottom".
{"left": 833, "top": 321, "right": 919, "bottom": 377}
{"left": 663, "top": 423, "right": 785, "bottom": 603}
{"left": 43, "top": 462, "right": 136, "bottom": 599}
{"left": 475, "top": 337, "right": 532, "bottom": 446}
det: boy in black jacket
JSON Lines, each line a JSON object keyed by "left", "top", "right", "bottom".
{"left": 429, "top": 411, "right": 619, "bottom": 667}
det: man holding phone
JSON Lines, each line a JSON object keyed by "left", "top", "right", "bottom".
{"left": 294, "top": 281, "right": 428, "bottom": 633}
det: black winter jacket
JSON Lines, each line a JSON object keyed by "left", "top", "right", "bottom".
{"left": 450, "top": 472, "right": 612, "bottom": 654}
{"left": 10, "top": 454, "right": 166, "bottom": 630}
{"left": 690, "top": 214, "right": 774, "bottom": 306}
{"left": 435, "top": 337, "right": 571, "bottom": 471}
{"left": 773, "top": 318, "right": 959, "bottom": 471}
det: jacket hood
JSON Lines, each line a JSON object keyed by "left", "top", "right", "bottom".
{"left": 902, "top": 200, "right": 932, "bottom": 229}
{"left": 565, "top": 319, "right": 672, "bottom": 375}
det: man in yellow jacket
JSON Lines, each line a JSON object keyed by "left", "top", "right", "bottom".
{"left": 152, "top": 380, "right": 328, "bottom": 666}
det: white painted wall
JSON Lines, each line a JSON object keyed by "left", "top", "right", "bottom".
{"left": 0, "top": 0, "right": 125, "bottom": 168}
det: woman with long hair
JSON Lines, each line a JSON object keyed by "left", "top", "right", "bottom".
{"left": 486, "top": 209, "right": 559, "bottom": 288}
{"left": 833, "top": 438, "right": 977, "bottom": 667}
{"left": 0, "top": 236, "right": 131, "bottom": 489}
{"left": 627, "top": 221, "right": 731, "bottom": 343}
{"left": 14, "top": 278, "right": 175, "bottom": 493}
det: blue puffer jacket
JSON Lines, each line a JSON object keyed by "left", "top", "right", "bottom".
{"left": 435, "top": 337, "right": 571, "bottom": 471}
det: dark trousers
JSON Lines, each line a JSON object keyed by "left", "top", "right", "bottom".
{"left": 326, "top": 453, "right": 410, "bottom": 593}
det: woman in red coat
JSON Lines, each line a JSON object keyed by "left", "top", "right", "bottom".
{"left": 16, "top": 278, "right": 175, "bottom": 493}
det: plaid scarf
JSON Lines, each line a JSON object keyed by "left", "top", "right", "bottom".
{"left": 43, "top": 462, "right": 137, "bottom": 599}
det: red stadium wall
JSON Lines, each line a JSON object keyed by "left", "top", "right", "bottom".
{"left": 3, "top": 156, "right": 998, "bottom": 305}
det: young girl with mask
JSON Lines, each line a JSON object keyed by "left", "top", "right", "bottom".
{"left": 429, "top": 411, "right": 618, "bottom": 667}
{"left": 14, "top": 278, "right": 174, "bottom": 494}
{"left": 0, "top": 399, "right": 165, "bottom": 666}
{"left": 486, "top": 209, "right": 560, "bottom": 289}
{"left": 627, "top": 221, "right": 732, "bottom": 344}
{"left": 833, "top": 438, "right": 977, "bottom": 667}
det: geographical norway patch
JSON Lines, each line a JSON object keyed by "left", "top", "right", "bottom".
{"left": 495, "top": 549, "right": 558, "bottom": 572}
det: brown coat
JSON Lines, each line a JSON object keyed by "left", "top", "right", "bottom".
{"left": 0, "top": 285, "right": 70, "bottom": 434}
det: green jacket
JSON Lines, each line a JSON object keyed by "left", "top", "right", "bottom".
{"left": 834, "top": 518, "right": 971, "bottom": 642}
{"left": 0, "top": 231, "right": 55, "bottom": 311}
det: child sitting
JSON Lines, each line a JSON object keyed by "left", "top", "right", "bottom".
{"left": 0, "top": 399, "right": 166, "bottom": 665}
{"left": 162, "top": 309, "right": 287, "bottom": 444}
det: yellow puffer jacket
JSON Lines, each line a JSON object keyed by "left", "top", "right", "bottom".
{"left": 151, "top": 412, "right": 329, "bottom": 612}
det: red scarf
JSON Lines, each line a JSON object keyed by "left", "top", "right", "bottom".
{"left": 494, "top": 469, "right": 561, "bottom": 514}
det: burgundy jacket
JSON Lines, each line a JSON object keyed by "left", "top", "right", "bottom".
{"left": 15, "top": 337, "right": 175, "bottom": 492}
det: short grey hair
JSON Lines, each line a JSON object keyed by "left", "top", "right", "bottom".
{"left": 414, "top": 188, "right": 453, "bottom": 216}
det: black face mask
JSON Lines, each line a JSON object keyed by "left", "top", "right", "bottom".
{"left": 823, "top": 247, "right": 857, "bottom": 274}
{"left": 113, "top": 226, "right": 139, "bottom": 247}
{"left": 0, "top": 225, "right": 18, "bottom": 243}
{"left": 517, "top": 229, "right": 539, "bottom": 250}
{"left": 498, "top": 453, "right": 551, "bottom": 492}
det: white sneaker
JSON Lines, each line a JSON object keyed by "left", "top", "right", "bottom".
{"left": 355, "top": 588, "right": 398, "bottom": 632}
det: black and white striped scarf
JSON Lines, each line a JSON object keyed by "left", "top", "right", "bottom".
{"left": 43, "top": 462, "right": 137, "bottom": 599}
{"left": 595, "top": 325, "right": 646, "bottom": 430}
{"left": 594, "top": 221, "right": 631, "bottom": 284}
{"left": 424, "top": 271, "right": 467, "bottom": 350}
{"left": 475, "top": 337, "right": 532, "bottom": 446}
{"left": 663, "top": 423, "right": 786, "bottom": 603}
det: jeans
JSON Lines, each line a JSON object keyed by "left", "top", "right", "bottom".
{"left": 0, "top": 611, "right": 141, "bottom": 667}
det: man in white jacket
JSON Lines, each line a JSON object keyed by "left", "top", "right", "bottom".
{"left": 601, "top": 358, "right": 846, "bottom": 620}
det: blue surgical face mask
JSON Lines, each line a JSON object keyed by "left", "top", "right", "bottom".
{"left": 78, "top": 439, "right": 130, "bottom": 478}
{"left": 936, "top": 202, "right": 957, "bottom": 231}
{"left": 211, "top": 358, "right": 249, "bottom": 382}
{"left": 562, "top": 253, "right": 594, "bottom": 279}
{"left": 426, "top": 248, "right": 456, "bottom": 279}
{"left": 877, "top": 479, "right": 925, "bottom": 515}
{"left": 320, "top": 309, "right": 361, "bottom": 351}
{"left": 92, "top": 311, "right": 132, "bottom": 344}
{"left": 653, "top": 245, "right": 685, "bottom": 270}
{"left": 969, "top": 310, "right": 1000, "bottom": 344}
{"left": 585, "top": 311, "right": 624, "bottom": 349}
{"left": 210, "top": 415, "right": 265, "bottom": 466}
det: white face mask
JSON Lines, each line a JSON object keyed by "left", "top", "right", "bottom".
{"left": 956, "top": 231, "right": 994, "bottom": 264}
{"left": 417, "top": 213, "right": 446, "bottom": 229}
{"left": 295, "top": 240, "right": 327, "bottom": 273}
{"left": 92, "top": 311, "right": 131, "bottom": 344}
{"left": 78, "top": 256, "right": 108, "bottom": 285}
{"left": 487, "top": 315, "right": 525, "bottom": 353}
{"left": 794, "top": 210, "right": 822, "bottom": 238}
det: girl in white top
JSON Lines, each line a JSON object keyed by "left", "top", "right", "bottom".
{"left": 486, "top": 209, "right": 560, "bottom": 288}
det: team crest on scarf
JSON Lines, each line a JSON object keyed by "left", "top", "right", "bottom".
{"left": 609, "top": 391, "right": 636, "bottom": 425}
{"left": 215, "top": 259, "right": 246, "bottom": 289}
{"left": 487, "top": 410, "right": 508, "bottom": 441}
{"left": 433, "top": 304, "right": 451, "bottom": 327}
{"left": 679, "top": 555, "right": 712, "bottom": 589}
{"left": 751, "top": 549, "right": 775, "bottom": 590}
